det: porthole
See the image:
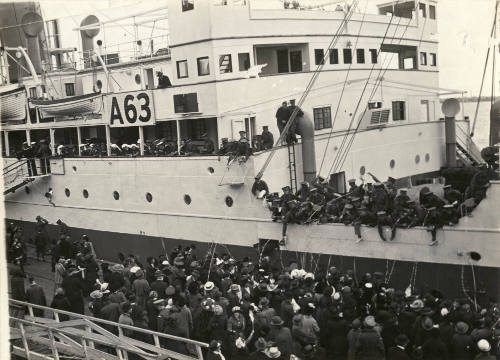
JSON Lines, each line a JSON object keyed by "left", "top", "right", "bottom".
{"left": 184, "top": 194, "right": 192, "bottom": 205}
{"left": 96, "top": 80, "right": 102, "bottom": 90}
{"left": 359, "top": 166, "right": 366, "bottom": 176}
{"left": 425, "top": 153, "right": 430, "bottom": 162}
{"left": 65, "top": 188, "right": 70, "bottom": 197}
{"left": 135, "top": 74, "right": 141, "bottom": 84}
{"left": 146, "top": 192, "right": 153, "bottom": 202}
{"left": 415, "top": 155, "right": 421, "bottom": 164}
{"left": 389, "top": 159, "right": 395, "bottom": 169}
{"left": 25, "top": 186, "right": 30, "bottom": 194}
{"left": 208, "top": 167, "right": 215, "bottom": 174}
{"left": 225, "top": 196, "right": 234, "bottom": 207}
{"left": 469, "top": 251, "right": 481, "bottom": 261}
{"left": 83, "top": 189, "right": 89, "bottom": 198}
{"left": 72, "top": 166, "right": 77, "bottom": 172}
{"left": 113, "top": 191, "right": 120, "bottom": 200}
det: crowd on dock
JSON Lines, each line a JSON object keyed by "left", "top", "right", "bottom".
{"left": 264, "top": 165, "right": 496, "bottom": 244}
{"left": 6, "top": 218, "right": 500, "bottom": 360}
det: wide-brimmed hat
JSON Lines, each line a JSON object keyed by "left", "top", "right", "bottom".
{"left": 421, "top": 307, "right": 435, "bottom": 316}
{"left": 230, "top": 284, "right": 239, "bottom": 292}
{"left": 455, "top": 321, "right": 469, "bottom": 334}
{"left": 110, "top": 263, "right": 124, "bottom": 272}
{"left": 209, "top": 340, "right": 221, "bottom": 351}
{"left": 364, "top": 316, "right": 376, "bottom": 328}
{"left": 90, "top": 290, "right": 102, "bottom": 299}
{"left": 135, "top": 269, "right": 144, "bottom": 277}
{"left": 165, "top": 286, "right": 175, "bottom": 296}
{"left": 254, "top": 337, "right": 267, "bottom": 351}
{"left": 395, "top": 334, "right": 410, "bottom": 347}
{"left": 264, "top": 346, "right": 281, "bottom": 359}
{"left": 201, "top": 298, "right": 214, "bottom": 311}
{"left": 410, "top": 299, "right": 424, "bottom": 310}
{"left": 259, "top": 297, "right": 270, "bottom": 307}
{"left": 270, "top": 316, "right": 284, "bottom": 326}
{"left": 130, "top": 265, "right": 140, "bottom": 274}
{"left": 232, "top": 306, "right": 242, "bottom": 314}
{"left": 204, "top": 281, "right": 215, "bottom": 291}
{"left": 422, "top": 317, "right": 434, "bottom": 331}
{"left": 478, "top": 339, "right": 491, "bottom": 352}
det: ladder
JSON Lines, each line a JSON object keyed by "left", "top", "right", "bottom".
{"left": 287, "top": 142, "right": 298, "bottom": 192}
{"left": 456, "top": 143, "right": 481, "bottom": 166}
{"left": 3, "top": 159, "right": 51, "bottom": 195}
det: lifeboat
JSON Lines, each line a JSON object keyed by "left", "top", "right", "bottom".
{"left": 31, "top": 92, "right": 103, "bottom": 118}
{"left": 0, "top": 86, "right": 27, "bottom": 124}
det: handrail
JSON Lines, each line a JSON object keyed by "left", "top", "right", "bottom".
{"left": 3, "top": 160, "right": 27, "bottom": 176}
{"left": 9, "top": 299, "right": 209, "bottom": 349}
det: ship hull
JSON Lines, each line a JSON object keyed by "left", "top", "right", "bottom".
{"left": 7, "top": 217, "right": 499, "bottom": 302}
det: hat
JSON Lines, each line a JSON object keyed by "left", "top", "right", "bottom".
{"left": 264, "top": 347, "right": 281, "bottom": 359}
{"left": 304, "top": 272, "right": 315, "bottom": 280}
{"left": 232, "top": 306, "right": 242, "bottom": 314}
{"left": 399, "top": 188, "right": 408, "bottom": 193}
{"left": 348, "top": 178, "right": 356, "bottom": 184}
{"left": 422, "top": 317, "right": 434, "bottom": 331}
{"left": 477, "top": 339, "right": 491, "bottom": 352}
{"left": 259, "top": 297, "right": 270, "bottom": 307}
{"left": 395, "top": 334, "right": 410, "bottom": 347}
{"left": 204, "top": 281, "right": 215, "bottom": 292}
{"left": 387, "top": 176, "right": 396, "bottom": 183}
{"left": 254, "top": 337, "right": 267, "bottom": 351}
{"left": 173, "top": 256, "right": 184, "bottom": 267}
{"left": 270, "top": 316, "right": 284, "bottom": 326}
{"left": 364, "top": 315, "right": 376, "bottom": 328}
{"left": 440, "top": 308, "right": 449, "bottom": 316}
{"left": 100, "top": 283, "right": 109, "bottom": 293}
{"left": 201, "top": 298, "right": 214, "bottom": 311}
{"left": 376, "top": 211, "right": 386, "bottom": 216}
{"left": 410, "top": 299, "right": 424, "bottom": 310}
{"left": 209, "top": 340, "right": 221, "bottom": 351}
{"left": 374, "top": 182, "right": 383, "bottom": 187}
{"left": 455, "top": 321, "right": 469, "bottom": 334}
{"left": 282, "top": 186, "right": 291, "bottom": 192}
{"left": 135, "top": 269, "right": 144, "bottom": 277}
{"left": 130, "top": 266, "right": 140, "bottom": 274}
{"left": 161, "top": 260, "right": 170, "bottom": 266}
{"left": 90, "top": 290, "right": 103, "bottom": 299}
{"left": 421, "top": 307, "right": 435, "bottom": 316}
{"left": 154, "top": 270, "right": 163, "bottom": 277}
{"left": 364, "top": 282, "right": 373, "bottom": 289}
{"left": 230, "top": 284, "right": 239, "bottom": 292}
{"left": 165, "top": 286, "right": 176, "bottom": 296}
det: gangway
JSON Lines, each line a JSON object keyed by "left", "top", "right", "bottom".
{"left": 3, "top": 158, "right": 51, "bottom": 195}
{"left": 9, "top": 299, "right": 208, "bottom": 360}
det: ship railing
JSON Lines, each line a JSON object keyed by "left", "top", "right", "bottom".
{"left": 455, "top": 125, "right": 483, "bottom": 164}
{"left": 9, "top": 298, "right": 208, "bottom": 360}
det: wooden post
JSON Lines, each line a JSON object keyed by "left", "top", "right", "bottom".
{"left": 19, "top": 322, "right": 31, "bottom": 360}
{"left": 153, "top": 334, "right": 160, "bottom": 347}
{"left": 105, "top": 125, "right": 111, "bottom": 156}
{"left": 4, "top": 131, "right": 10, "bottom": 156}
{"left": 196, "top": 344, "right": 204, "bottom": 360}
{"left": 50, "top": 128, "right": 56, "bottom": 155}
{"left": 138, "top": 126, "right": 144, "bottom": 155}
{"left": 26, "top": 129, "right": 31, "bottom": 145}
{"left": 81, "top": 337, "right": 89, "bottom": 359}
{"left": 28, "top": 305, "right": 34, "bottom": 318}
{"left": 76, "top": 127, "right": 82, "bottom": 156}
{"left": 85, "top": 323, "right": 95, "bottom": 349}
{"left": 48, "top": 328, "right": 60, "bottom": 360}
{"left": 54, "top": 311, "right": 60, "bottom": 322}
{"left": 176, "top": 119, "right": 181, "bottom": 154}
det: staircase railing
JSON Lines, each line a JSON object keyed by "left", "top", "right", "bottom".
{"left": 9, "top": 299, "right": 208, "bottom": 360}
{"left": 455, "top": 125, "right": 483, "bottom": 164}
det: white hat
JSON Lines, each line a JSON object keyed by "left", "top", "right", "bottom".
{"left": 478, "top": 339, "right": 491, "bottom": 352}
{"left": 204, "top": 281, "right": 215, "bottom": 291}
{"left": 304, "top": 272, "right": 315, "bottom": 280}
{"left": 365, "top": 282, "right": 373, "bottom": 289}
{"left": 130, "top": 266, "right": 140, "bottom": 274}
{"left": 440, "top": 308, "right": 449, "bottom": 316}
{"left": 162, "top": 260, "right": 169, "bottom": 265}
{"left": 333, "top": 292, "right": 341, "bottom": 301}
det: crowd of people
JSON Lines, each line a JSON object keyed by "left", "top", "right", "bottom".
{"left": 7, "top": 216, "right": 500, "bottom": 360}
{"left": 263, "top": 164, "right": 496, "bottom": 245}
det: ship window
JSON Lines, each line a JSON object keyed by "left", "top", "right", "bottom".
{"left": 390, "top": 159, "right": 395, "bottom": 168}
{"left": 65, "top": 188, "right": 70, "bottom": 197}
{"left": 72, "top": 166, "right": 77, "bottom": 172}
{"left": 146, "top": 192, "right": 153, "bottom": 202}
{"left": 360, "top": 166, "right": 366, "bottom": 176}
{"left": 113, "top": 191, "right": 119, "bottom": 200}
{"left": 182, "top": 0, "right": 194, "bottom": 12}
{"left": 173, "top": 93, "right": 199, "bottom": 113}
{"left": 429, "top": 5, "right": 436, "bottom": 19}
{"left": 184, "top": 194, "right": 192, "bottom": 205}
{"left": 415, "top": 154, "right": 421, "bottom": 164}
{"left": 219, "top": 54, "right": 232, "bottom": 73}
{"left": 368, "top": 101, "right": 382, "bottom": 109}
{"left": 356, "top": 49, "right": 365, "bottom": 64}
{"left": 420, "top": 52, "right": 427, "bottom": 65}
{"left": 197, "top": 56, "right": 210, "bottom": 76}
{"left": 176, "top": 60, "right": 188, "bottom": 78}
{"left": 83, "top": 189, "right": 89, "bottom": 198}
{"left": 29, "top": 87, "right": 37, "bottom": 98}
{"left": 392, "top": 101, "right": 406, "bottom": 121}
{"left": 430, "top": 53, "right": 436, "bottom": 66}
{"left": 313, "top": 106, "right": 332, "bottom": 130}
{"left": 329, "top": 49, "right": 339, "bottom": 64}
{"left": 65, "top": 83, "right": 75, "bottom": 96}
{"left": 208, "top": 166, "right": 215, "bottom": 174}
{"left": 238, "top": 53, "right": 250, "bottom": 71}
{"left": 419, "top": 3, "right": 426, "bottom": 18}
{"left": 425, "top": 153, "right": 430, "bottom": 162}
{"left": 314, "top": 49, "right": 325, "bottom": 65}
{"left": 343, "top": 49, "right": 352, "bottom": 64}
{"left": 225, "top": 196, "right": 234, "bottom": 207}
{"left": 370, "top": 49, "right": 378, "bottom": 64}
{"left": 96, "top": 80, "right": 102, "bottom": 90}
{"left": 289, "top": 51, "right": 302, "bottom": 72}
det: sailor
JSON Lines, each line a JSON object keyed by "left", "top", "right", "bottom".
{"left": 156, "top": 71, "right": 172, "bottom": 88}
{"left": 440, "top": 204, "right": 459, "bottom": 226}
{"left": 393, "top": 188, "right": 411, "bottom": 217}
{"left": 423, "top": 207, "right": 442, "bottom": 244}
{"left": 279, "top": 186, "right": 295, "bottom": 215}
{"left": 443, "top": 185, "right": 462, "bottom": 205}
{"left": 420, "top": 190, "right": 445, "bottom": 209}
{"left": 340, "top": 203, "right": 357, "bottom": 225}
{"left": 37, "top": 139, "right": 52, "bottom": 174}
{"left": 200, "top": 133, "right": 215, "bottom": 154}
{"left": 376, "top": 211, "right": 395, "bottom": 241}
{"left": 236, "top": 131, "right": 251, "bottom": 158}
{"left": 296, "top": 181, "right": 311, "bottom": 201}
{"left": 406, "top": 200, "right": 425, "bottom": 227}
{"left": 348, "top": 178, "right": 364, "bottom": 198}
{"left": 276, "top": 101, "right": 289, "bottom": 135}
{"left": 18, "top": 142, "right": 38, "bottom": 176}
{"left": 261, "top": 126, "right": 274, "bottom": 150}
{"left": 371, "top": 182, "right": 389, "bottom": 212}
{"left": 309, "top": 187, "right": 325, "bottom": 205}
{"left": 281, "top": 199, "right": 299, "bottom": 245}
{"left": 295, "top": 200, "right": 314, "bottom": 223}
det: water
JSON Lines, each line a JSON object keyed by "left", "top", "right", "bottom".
{"left": 461, "top": 100, "right": 493, "bottom": 150}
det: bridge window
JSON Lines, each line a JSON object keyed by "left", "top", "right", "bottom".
{"left": 314, "top": 49, "right": 325, "bottom": 65}
{"left": 182, "top": 0, "right": 194, "bottom": 12}
{"left": 429, "top": 5, "right": 436, "bottom": 19}
{"left": 197, "top": 56, "right": 210, "bottom": 76}
{"left": 329, "top": 49, "right": 339, "bottom": 64}
{"left": 176, "top": 60, "right": 188, "bottom": 78}
{"left": 173, "top": 93, "right": 199, "bottom": 113}
{"left": 343, "top": 49, "right": 352, "bottom": 64}
{"left": 368, "top": 101, "right": 382, "bottom": 110}
{"left": 238, "top": 53, "right": 250, "bottom": 71}
{"left": 370, "top": 49, "right": 378, "bottom": 64}
{"left": 356, "top": 49, "right": 365, "bottom": 64}
{"left": 65, "top": 83, "right": 75, "bottom": 96}
{"left": 29, "top": 87, "right": 37, "bottom": 98}
{"left": 219, "top": 54, "right": 233, "bottom": 74}
{"left": 420, "top": 52, "right": 427, "bottom": 65}
{"left": 430, "top": 53, "right": 437, "bottom": 66}
{"left": 392, "top": 101, "right": 406, "bottom": 121}
{"left": 419, "top": 3, "right": 426, "bottom": 18}
{"left": 313, "top": 106, "right": 332, "bottom": 130}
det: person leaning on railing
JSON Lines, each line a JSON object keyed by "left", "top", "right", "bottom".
{"left": 36, "top": 139, "right": 52, "bottom": 174}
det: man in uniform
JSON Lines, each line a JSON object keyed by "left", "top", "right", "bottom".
{"left": 308, "top": 187, "right": 325, "bottom": 205}
{"left": 279, "top": 186, "right": 295, "bottom": 216}
{"left": 281, "top": 200, "right": 299, "bottom": 245}
{"left": 261, "top": 126, "right": 274, "bottom": 150}
{"left": 236, "top": 131, "right": 251, "bottom": 158}
{"left": 157, "top": 71, "right": 172, "bottom": 88}
{"left": 371, "top": 182, "right": 389, "bottom": 212}
{"left": 276, "top": 101, "right": 289, "bottom": 135}
{"left": 440, "top": 204, "right": 459, "bottom": 226}
{"left": 347, "top": 178, "right": 364, "bottom": 198}
{"left": 18, "top": 142, "right": 38, "bottom": 176}
{"left": 393, "top": 188, "right": 410, "bottom": 218}
{"left": 296, "top": 181, "right": 310, "bottom": 202}
{"left": 443, "top": 185, "right": 462, "bottom": 204}
{"left": 423, "top": 207, "right": 442, "bottom": 244}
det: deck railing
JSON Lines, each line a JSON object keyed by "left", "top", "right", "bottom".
{"left": 9, "top": 299, "right": 208, "bottom": 360}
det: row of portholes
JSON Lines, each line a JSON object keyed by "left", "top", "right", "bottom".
{"left": 60, "top": 188, "right": 234, "bottom": 207}
{"left": 72, "top": 165, "right": 217, "bottom": 175}
{"left": 359, "top": 153, "right": 431, "bottom": 174}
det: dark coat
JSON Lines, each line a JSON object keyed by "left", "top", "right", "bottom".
{"left": 387, "top": 346, "right": 411, "bottom": 360}
{"left": 355, "top": 328, "right": 385, "bottom": 360}
{"left": 10, "top": 272, "right": 26, "bottom": 301}
{"left": 62, "top": 275, "right": 84, "bottom": 314}
{"left": 450, "top": 333, "right": 474, "bottom": 360}
{"left": 26, "top": 283, "right": 47, "bottom": 307}
{"left": 50, "top": 294, "right": 71, "bottom": 321}
{"left": 327, "top": 317, "right": 349, "bottom": 359}
{"left": 422, "top": 337, "right": 449, "bottom": 360}
{"left": 267, "top": 326, "right": 293, "bottom": 358}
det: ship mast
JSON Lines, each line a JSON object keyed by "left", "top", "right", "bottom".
{"left": 490, "top": 0, "right": 499, "bottom": 146}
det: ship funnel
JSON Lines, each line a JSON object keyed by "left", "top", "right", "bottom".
{"left": 21, "top": 12, "right": 44, "bottom": 74}
{"left": 296, "top": 113, "right": 317, "bottom": 182}
{"left": 442, "top": 98, "right": 460, "bottom": 168}
{"left": 80, "top": 15, "right": 100, "bottom": 68}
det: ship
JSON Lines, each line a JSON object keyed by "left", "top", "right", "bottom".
{"left": 1, "top": 0, "right": 500, "bottom": 300}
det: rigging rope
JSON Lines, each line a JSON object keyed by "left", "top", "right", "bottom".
{"left": 254, "top": 0, "right": 359, "bottom": 181}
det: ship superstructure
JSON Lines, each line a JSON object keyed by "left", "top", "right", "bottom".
{"left": 1, "top": 0, "right": 499, "bottom": 299}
